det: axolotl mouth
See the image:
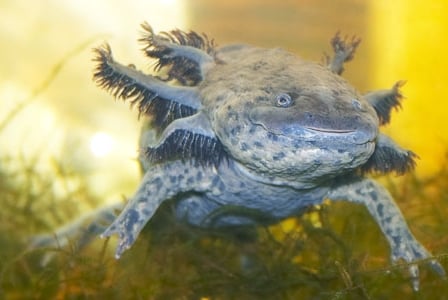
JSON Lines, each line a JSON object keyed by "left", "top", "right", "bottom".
{"left": 304, "top": 127, "right": 356, "bottom": 134}
{"left": 301, "top": 126, "right": 374, "bottom": 145}
{"left": 304, "top": 126, "right": 356, "bottom": 134}
{"left": 248, "top": 100, "right": 379, "bottom": 146}
{"left": 249, "top": 114, "right": 378, "bottom": 146}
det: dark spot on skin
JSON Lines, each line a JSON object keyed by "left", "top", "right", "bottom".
{"left": 377, "top": 203, "right": 384, "bottom": 217}
{"left": 332, "top": 89, "right": 341, "bottom": 97}
{"left": 252, "top": 61, "right": 267, "bottom": 71}
{"left": 177, "top": 174, "right": 185, "bottom": 181}
{"left": 241, "top": 142, "right": 249, "bottom": 151}
{"left": 243, "top": 102, "right": 253, "bottom": 110}
{"left": 230, "top": 125, "right": 241, "bottom": 135}
{"left": 392, "top": 235, "right": 402, "bottom": 246}
{"left": 293, "top": 141, "right": 302, "bottom": 149}
{"left": 226, "top": 104, "right": 232, "bottom": 111}
{"left": 137, "top": 194, "right": 149, "bottom": 204}
{"left": 255, "top": 96, "right": 265, "bottom": 103}
{"left": 262, "top": 85, "right": 273, "bottom": 94}
{"left": 368, "top": 191, "right": 378, "bottom": 202}
{"left": 239, "top": 181, "right": 246, "bottom": 189}
{"left": 125, "top": 209, "right": 139, "bottom": 232}
{"left": 227, "top": 111, "right": 239, "bottom": 120}
{"left": 251, "top": 154, "right": 261, "bottom": 161}
{"left": 152, "top": 177, "right": 162, "bottom": 186}
{"left": 196, "top": 171, "right": 203, "bottom": 181}
{"left": 253, "top": 141, "right": 264, "bottom": 148}
{"left": 267, "top": 132, "right": 278, "bottom": 141}
{"left": 187, "top": 176, "right": 195, "bottom": 185}
{"left": 248, "top": 126, "right": 257, "bottom": 134}
{"left": 169, "top": 176, "right": 177, "bottom": 184}
{"left": 383, "top": 216, "right": 392, "bottom": 224}
{"left": 216, "top": 95, "right": 225, "bottom": 102}
{"left": 272, "top": 152, "right": 286, "bottom": 161}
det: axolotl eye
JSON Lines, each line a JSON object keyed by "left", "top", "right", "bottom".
{"left": 275, "top": 93, "right": 294, "bottom": 108}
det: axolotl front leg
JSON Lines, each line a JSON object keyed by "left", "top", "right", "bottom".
{"left": 101, "top": 162, "right": 214, "bottom": 258}
{"left": 327, "top": 178, "right": 445, "bottom": 291}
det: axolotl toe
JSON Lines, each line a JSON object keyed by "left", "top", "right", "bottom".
{"left": 92, "top": 23, "right": 445, "bottom": 290}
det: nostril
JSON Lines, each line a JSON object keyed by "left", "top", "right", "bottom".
{"left": 352, "top": 99, "right": 362, "bottom": 111}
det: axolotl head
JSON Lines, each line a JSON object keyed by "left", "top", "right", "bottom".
{"left": 202, "top": 46, "right": 379, "bottom": 182}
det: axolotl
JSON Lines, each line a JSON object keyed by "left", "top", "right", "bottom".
{"left": 90, "top": 23, "right": 444, "bottom": 290}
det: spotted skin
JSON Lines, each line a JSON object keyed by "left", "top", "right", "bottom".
{"left": 31, "top": 23, "right": 445, "bottom": 291}
{"left": 101, "top": 162, "right": 215, "bottom": 256}
{"left": 327, "top": 178, "right": 445, "bottom": 291}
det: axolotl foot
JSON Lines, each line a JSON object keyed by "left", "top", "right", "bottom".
{"left": 100, "top": 220, "right": 138, "bottom": 259}
{"left": 327, "top": 178, "right": 445, "bottom": 291}
{"left": 390, "top": 234, "right": 446, "bottom": 291}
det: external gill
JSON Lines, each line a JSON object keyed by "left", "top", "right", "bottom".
{"left": 145, "top": 112, "right": 228, "bottom": 167}
{"left": 325, "top": 32, "right": 361, "bottom": 75}
{"left": 93, "top": 44, "right": 200, "bottom": 129}
{"left": 139, "top": 22, "right": 216, "bottom": 85}
{"left": 364, "top": 80, "right": 406, "bottom": 125}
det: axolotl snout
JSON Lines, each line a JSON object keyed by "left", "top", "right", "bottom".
{"left": 90, "top": 23, "right": 444, "bottom": 290}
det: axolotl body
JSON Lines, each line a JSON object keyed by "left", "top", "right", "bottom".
{"left": 91, "top": 23, "right": 444, "bottom": 290}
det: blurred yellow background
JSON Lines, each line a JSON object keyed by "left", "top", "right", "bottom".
{"left": 1, "top": 0, "right": 447, "bottom": 207}
{"left": 369, "top": 0, "right": 448, "bottom": 176}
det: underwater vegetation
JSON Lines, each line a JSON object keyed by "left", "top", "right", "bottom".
{"left": 0, "top": 108, "right": 447, "bottom": 299}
